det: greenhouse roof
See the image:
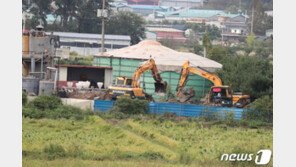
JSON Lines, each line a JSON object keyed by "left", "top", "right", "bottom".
{"left": 94, "top": 40, "right": 222, "bottom": 73}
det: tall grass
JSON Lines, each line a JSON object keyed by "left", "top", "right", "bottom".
{"left": 23, "top": 117, "right": 178, "bottom": 162}
{"left": 23, "top": 115, "right": 272, "bottom": 166}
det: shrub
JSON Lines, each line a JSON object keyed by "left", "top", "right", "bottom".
{"left": 22, "top": 92, "right": 28, "bottom": 106}
{"left": 22, "top": 107, "right": 46, "bottom": 119}
{"left": 23, "top": 105, "right": 92, "bottom": 120}
{"left": 138, "top": 151, "right": 164, "bottom": 160}
{"left": 98, "top": 107, "right": 130, "bottom": 119}
{"left": 28, "top": 95, "right": 62, "bottom": 110}
{"left": 245, "top": 95, "right": 273, "bottom": 122}
{"left": 46, "top": 105, "right": 87, "bottom": 120}
{"left": 115, "top": 97, "right": 149, "bottom": 115}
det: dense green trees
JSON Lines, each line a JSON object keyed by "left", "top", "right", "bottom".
{"left": 249, "top": 0, "right": 273, "bottom": 35}
{"left": 217, "top": 56, "right": 272, "bottom": 99}
{"left": 23, "top": 0, "right": 146, "bottom": 45}
{"left": 26, "top": 0, "right": 53, "bottom": 28}
{"left": 186, "top": 23, "right": 221, "bottom": 40}
{"left": 207, "top": 44, "right": 273, "bottom": 100}
{"left": 106, "top": 12, "right": 146, "bottom": 45}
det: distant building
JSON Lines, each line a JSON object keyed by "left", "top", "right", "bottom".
{"left": 160, "top": 0, "right": 203, "bottom": 8}
{"left": 160, "top": 9, "right": 227, "bottom": 22}
{"left": 155, "top": 9, "right": 248, "bottom": 23}
{"left": 220, "top": 15, "right": 249, "bottom": 42}
{"left": 47, "top": 32, "right": 131, "bottom": 56}
{"left": 111, "top": 4, "right": 185, "bottom": 17}
{"left": 146, "top": 26, "right": 186, "bottom": 42}
{"left": 145, "top": 31, "right": 157, "bottom": 41}
{"left": 146, "top": 24, "right": 186, "bottom": 31}
{"left": 114, "top": 4, "right": 164, "bottom": 16}
{"left": 127, "top": 0, "right": 159, "bottom": 5}
{"left": 46, "top": 14, "right": 61, "bottom": 25}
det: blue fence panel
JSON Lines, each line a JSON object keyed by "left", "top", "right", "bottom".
{"left": 94, "top": 100, "right": 115, "bottom": 111}
{"left": 94, "top": 100, "right": 245, "bottom": 120}
{"left": 148, "top": 102, "right": 245, "bottom": 120}
{"left": 182, "top": 104, "right": 205, "bottom": 117}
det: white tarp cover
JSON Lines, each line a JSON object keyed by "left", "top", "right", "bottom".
{"left": 94, "top": 40, "right": 222, "bottom": 73}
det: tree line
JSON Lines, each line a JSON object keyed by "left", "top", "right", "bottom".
{"left": 22, "top": 0, "right": 146, "bottom": 44}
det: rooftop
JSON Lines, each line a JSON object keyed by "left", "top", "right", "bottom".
{"left": 147, "top": 27, "right": 184, "bottom": 33}
{"left": 46, "top": 14, "right": 61, "bottom": 23}
{"left": 94, "top": 40, "right": 222, "bottom": 72}
{"left": 45, "top": 32, "right": 131, "bottom": 41}
{"left": 165, "top": 9, "right": 248, "bottom": 19}
{"left": 113, "top": 4, "right": 162, "bottom": 10}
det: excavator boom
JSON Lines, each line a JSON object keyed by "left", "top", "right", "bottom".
{"left": 188, "top": 68, "right": 223, "bottom": 86}
{"left": 132, "top": 58, "right": 167, "bottom": 93}
{"left": 176, "top": 61, "right": 250, "bottom": 107}
{"left": 177, "top": 61, "right": 222, "bottom": 95}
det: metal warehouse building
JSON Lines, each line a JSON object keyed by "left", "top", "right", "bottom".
{"left": 47, "top": 32, "right": 131, "bottom": 56}
{"left": 93, "top": 40, "right": 222, "bottom": 101}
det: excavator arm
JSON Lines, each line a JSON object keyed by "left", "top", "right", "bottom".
{"left": 132, "top": 58, "right": 167, "bottom": 93}
{"left": 176, "top": 61, "right": 223, "bottom": 95}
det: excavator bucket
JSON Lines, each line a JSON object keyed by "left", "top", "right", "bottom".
{"left": 154, "top": 81, "right": 167, "bottom": 93}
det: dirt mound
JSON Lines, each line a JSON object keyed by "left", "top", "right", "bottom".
{"left": 177, "top": 87, "right": 195, "bottom": 103}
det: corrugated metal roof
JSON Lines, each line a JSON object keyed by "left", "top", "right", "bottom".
{"left": 178, "top": 9, "right": 225, "bottom": 18}
{"left": 117, "top": 4, "right": 162, "bottom": 10}
{"left": 55, "top": 64, "right": 112, "bottom": 69}
{"left": 46, "top": 32, "right": 131, "bottom": 41}
{"left": 147, "top": 27, "right": 184, "bottom": 33}
{"left": 129, "top": 5, "right": 162, "bottom": 10}
{"left": 165, "top": 9, "right": 249, "bottom": 19}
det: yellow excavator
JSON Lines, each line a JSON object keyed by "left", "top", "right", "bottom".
{"left": 176, "top": 61, "right": 250, "bottom": 107}
{"left": 107, "top": 58, "right": 167, "bottom": 100}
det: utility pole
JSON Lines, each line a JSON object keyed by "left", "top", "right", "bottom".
{"left": 203, "top": 43, "right": 207, "bottom": 57}
{"left": 101, "top": 0, "right": 106, "bottom": 55}
{"left": 203, "top": 26, "right": 208, "bottom": 58}
{"left": 239, "top": 0, "right": 241, "bottom": 13}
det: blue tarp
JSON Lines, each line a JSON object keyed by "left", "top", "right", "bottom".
{"left": 94, "top": 100, "right": 245, "bottom": 120}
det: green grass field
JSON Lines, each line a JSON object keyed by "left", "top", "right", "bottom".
{"left": 23, "top": 116, "right": 273, "bottom": 167}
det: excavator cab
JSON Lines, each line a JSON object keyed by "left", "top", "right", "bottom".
{"left": 209, "top": 86, "right": 233, "bottom": 107}
{"left": 114, "top": 76, "right": 132, "bottom": 87}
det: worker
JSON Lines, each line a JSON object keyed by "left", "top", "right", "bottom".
{"left": 217, "top": 93, "right": 221, "bottom": 98}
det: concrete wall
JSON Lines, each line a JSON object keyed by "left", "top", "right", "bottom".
{"left": 104, "top": 69, "right": 113, "bottom": 88}
{"left": 61, "top": 98, "right": 94, "bottom": 110}
{"left": 59, "top": 66, "right": 68, "bottom": 81}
